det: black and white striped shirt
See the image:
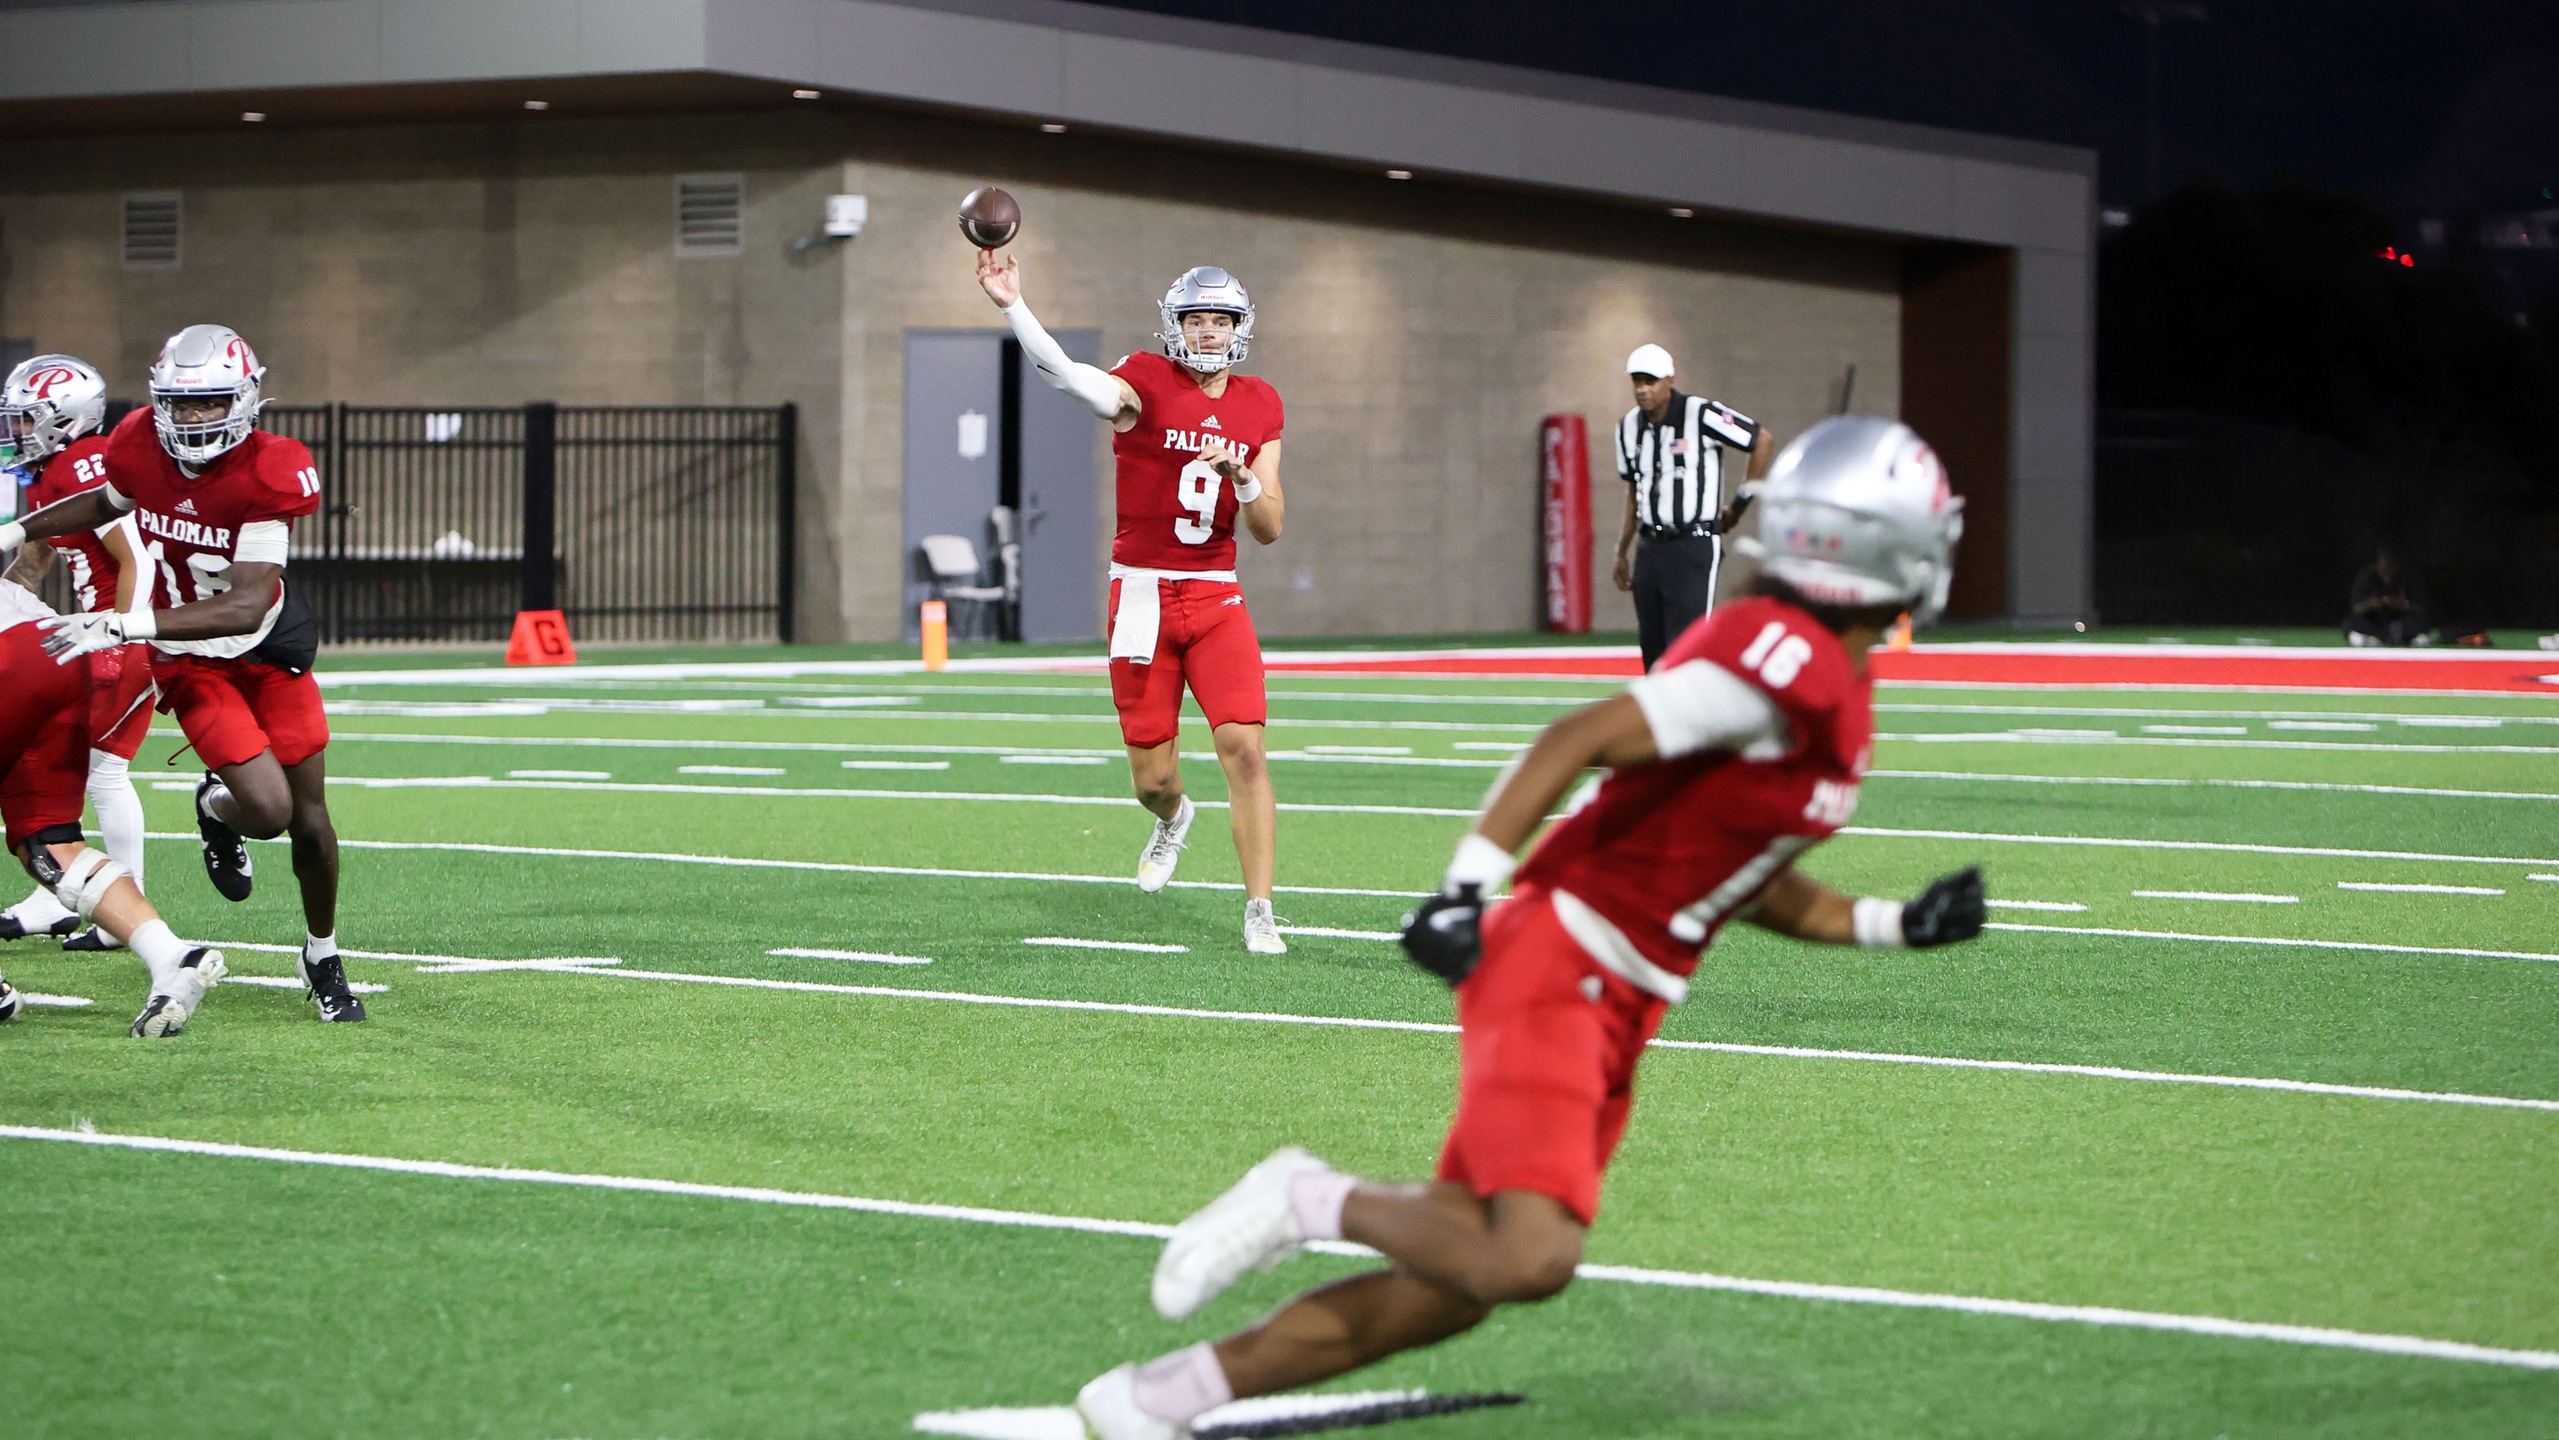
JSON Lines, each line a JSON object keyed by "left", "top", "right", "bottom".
{"left": 1617, "top": 391, "right": 1760, "bottom": 535}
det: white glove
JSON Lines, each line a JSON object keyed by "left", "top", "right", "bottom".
{"left": 0, "top": 521, "right": 24, "bottom": 551}
{"left": 37, "top": 608, "right": 153, "bottom": 664}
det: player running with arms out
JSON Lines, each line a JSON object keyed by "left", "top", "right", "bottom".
{"left": 978, "top": 250, "right": 1292, "bottom": 956}
{"left": 1, "top": 324, "right": 365, "bottom": 1023}
{"left": 1065, "top": 418, "right": 1991, "bottom": 1439}
{"left": 0, "top": 540, "right": 226, "bottom": 1035}
{"left": 0, "top": 356, "right": 160, "bottom": 952}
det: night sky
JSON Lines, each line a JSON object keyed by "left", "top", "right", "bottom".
{"left": 1087, "top": 0, "right": 2559, "bottom": 226}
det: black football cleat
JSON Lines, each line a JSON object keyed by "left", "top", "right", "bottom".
{"left": 299, "top": 949, "right": 366, "bottom": 1023}
{"left": 195, "top": 773, "right": 254, "bottom": 902}
{"left": 0, "top": 911, "right": 80, "bottom": 941}
{"left": 62, "top": 925, "right": 121, "bottom": 952}
{"left": 0, "top": 974, "right": 20, "bottom": 1022}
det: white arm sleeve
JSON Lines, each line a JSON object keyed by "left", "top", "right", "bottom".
{"left": 99, "top": 481, "right": 135, "bottom": 513}
{"left": 234, "top": 519, "right": 291, "bottom": 567}
{"left": 1004, "top": 300, "right": 1128, "bottom": 421}
{"left": 1628, "top": 659, "right": 1790, "bottom": 761}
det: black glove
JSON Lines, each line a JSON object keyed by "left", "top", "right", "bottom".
{"left": 1400, "top": 886, "right": 1486, "bottom": 985}
{"left": 1901, "top": 866, "right": 1985, "bottom": 947}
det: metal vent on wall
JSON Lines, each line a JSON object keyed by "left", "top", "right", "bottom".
{"left": 122, "top": 192, "right": 182, "bottom": 270}
{"left": 674, "top": 174, "right": 744, "bottom": 259}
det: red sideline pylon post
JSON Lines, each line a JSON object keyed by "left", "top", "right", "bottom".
{"left": 506, "top": 609, "right": 576, "bottom": 666}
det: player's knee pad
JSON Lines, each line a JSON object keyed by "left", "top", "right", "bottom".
{"left": 50, "top": 847, "right": 129, "bottom": 924}
{"left": 86, "top": 749, "right": 131, "bottom": 784}
{"left": 20, "top": 824, "right": 84, "bottom": 884}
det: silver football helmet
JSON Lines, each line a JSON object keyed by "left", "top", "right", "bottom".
{"left": 1158, "top": 266, "right": 1254, "bottom": 374}
{"left": 1737, "top": 416, "right": 1965, "bottom": 624}
{"left": 0, "top": 354, "right": 108, "bottom": 470}
{"left": 149, "top": 323, "right": 266, "bottom": 466}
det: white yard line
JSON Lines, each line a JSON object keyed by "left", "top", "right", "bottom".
{"left": 1277, "top": 925, "right": 1404, "bottom": 941}
{"left": 221, "top": 974, "right": 391, "bottom": 993}
{"left": 678, "top": 765, "right": 788, "bottom": 776}
{"left": 1985, "top": 900, "right": 2089, "bottom": 912}
{"left": 768, "top": 948, "right": 933, "bottom": 966}
{"left": 842, "top": 761, "right": 953, "bottom": 771}
{"left": 1876, "top": 732, "right": 2559, "bottom": 756}
{"left": 507, "top": 769, "right": 611, "bottom": 780}
{"left": 290, "top": 777, "right": 1480, "bottom": 818}
{"left": 2135, "top": 891, "right": 2300, "bottom": 904}
{"left": 18, "top": 992, "right": 93, "bottom": 1008}
{"left": 2337, "top": 882, "right": 2506, "bottom": 896}
{"left": 1868, "top": 770, "right": 2559, "bottom": 803}
{"left": 1023, "top": 938, "right": 1190, "bottom": 954}
{"left": 1832, "top": 826, "right": 2559, "bottom": 868}
{"left": 1984, "top": 922, "right": 2559, "bottom": 965}
{"left": 8, "top": 1124, "right": 2553, "bottom": 1372}
{"left": 1874, "top": 702, "right": 2559, "bottom": 726}
{"left": 418, "top": 965, "right": 2559, "bottom": 1113}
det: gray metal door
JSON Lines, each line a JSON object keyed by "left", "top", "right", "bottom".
{"left": 1014, "top": 328, "right": 1101, "bottom": 642}
{"left": 902, "top": 331, "right": 1005, "bottom": 641}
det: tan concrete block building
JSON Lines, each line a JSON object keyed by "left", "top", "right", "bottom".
{"left": 0, "top": 0, "right": 2094, "bottom": 644}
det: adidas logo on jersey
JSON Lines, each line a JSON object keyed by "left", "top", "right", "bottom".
{"left": 1201, "top": 416, "right": 1221, "bottom": 429}
{"left": 175, "top": 498, "right": 197, "bottom": 514}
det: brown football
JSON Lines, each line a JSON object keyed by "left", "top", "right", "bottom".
{"left": 958, "top": 186, "right": 1020, "bottom": 248}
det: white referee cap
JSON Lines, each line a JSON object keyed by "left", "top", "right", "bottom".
{"left": 1625, "top": 343, "right": 1675, "bottom": 379}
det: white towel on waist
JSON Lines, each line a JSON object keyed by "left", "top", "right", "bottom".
{"left": 1108, "top": 563, "right": 1238, "bottom": 663}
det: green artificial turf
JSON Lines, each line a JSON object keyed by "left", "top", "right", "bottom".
{"left": 5, "top": 663, "right": 2557, "bottom": 1437}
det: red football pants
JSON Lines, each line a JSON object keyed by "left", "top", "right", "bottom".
{"left": 0, "top": 625, "right": 93, "bottom": 852}
{"left": 1107, "top": 578, "right": 1268, "bottom": 749}
{"left": 1435, "top": 887, "right": 1670, "bottom": 1226}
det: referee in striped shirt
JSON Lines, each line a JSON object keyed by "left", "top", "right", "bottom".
{"left": 1612, "top": 343, "right": 1771, "bottom": 668}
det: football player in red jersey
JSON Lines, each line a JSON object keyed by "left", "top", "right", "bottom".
{"left": 1065, "top": 418, "right": 1990, "bottom": 1439}
{"left": 979, "top": 251, "right": 1292, "bottom": 955}
{"left": 1, "top": 325, "right": 365, "bottom": 1023}
{"left": 0, "top": 355, "right": 160, "bottom": 952}
{"left": 0, "top": 548, "right": 227, "bottom": 1035}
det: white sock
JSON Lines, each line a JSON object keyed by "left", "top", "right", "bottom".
{"left": 1129, "top": 1342, "right": 1233, "bottom": 1426}
{"left": 304, "top": 931, "right": 338, "bottom": 961}
{"left": 128, "top": 919, "right": 187, "bottom": 993}
{"left": 8, "top": 885, "right": 73, "bottom": 927}
{"left": 88, "top": 750, "right": 146, "bottom": 896}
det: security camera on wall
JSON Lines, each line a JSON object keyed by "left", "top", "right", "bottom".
{"left": 826, "top": 194, "right": 868, "bottom": 238}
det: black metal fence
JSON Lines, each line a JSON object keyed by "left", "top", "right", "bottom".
{"left": 259, "top": 403, "right": 795, "bottom": 645}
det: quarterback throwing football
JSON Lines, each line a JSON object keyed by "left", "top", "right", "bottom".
{"left": 3, "top": 325, "right": 366, "bottom": 1023}
{"left": 1065, "top": 418, "right": 1991, "bottom": 1439}
{"left": 979, "top": 252, "right": 1291, "bottom": 956}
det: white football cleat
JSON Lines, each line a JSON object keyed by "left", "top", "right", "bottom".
{"left": 1153, "top": 1145, "right": 1333, "bottom": 1320}
{"left": 1075, "top": 1364, "right": 1187, "bottom": 1440}
{"left": 130, "top": 947, "right": 225, "bottom": 1038}
{"left": 1135, "top": 796, "right": 1195, "bottom": 894}
{"left": 1242, "top": 898, "right": 1287, "bottom": 956}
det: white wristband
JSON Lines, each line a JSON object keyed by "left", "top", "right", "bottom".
{"left": 120, "top": 608, "right": 157, "bottom": 641}
{"left": 0, "top": 521, "right": 23, "bottom": 550}
{"left": 1444, "top": 832, "right": 1517, "bottom": 895}
{"left": 1231, "top": 472, "right": 1264, "bottom": 504}
{"left": 1852, "top": 896, "right": 1905, "bottom": 949}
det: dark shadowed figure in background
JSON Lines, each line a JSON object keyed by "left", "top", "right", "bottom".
{"left": 2344, "top": 550, "right": 2433, "bottom": 647}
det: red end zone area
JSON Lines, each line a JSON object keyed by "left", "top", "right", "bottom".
{"left": 1253, "top": 643, "right": 2559, "bottom": 695}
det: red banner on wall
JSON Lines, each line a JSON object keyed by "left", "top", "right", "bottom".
{"left": 1540, "top": 414, "right": 1592, "bottom": 634}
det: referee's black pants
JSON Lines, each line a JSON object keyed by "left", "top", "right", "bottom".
{"left": 1632, "top": 533, "right": 1720, "bottom": 670}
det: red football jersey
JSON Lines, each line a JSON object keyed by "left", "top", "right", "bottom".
{"left": 1108, "top": 351, "right": 1284, "bottom": 571}
{"left": 22, "top": 435, "right": 128, "bottom": 613}
{"left": 1515, "top": 596, "right": 1874, "bottom": 976}
{"left": 102, "top": 409, "right": 321, "bottom": 658}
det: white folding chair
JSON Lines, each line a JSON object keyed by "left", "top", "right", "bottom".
{"left": 918, "top": 533, "right": 1006, "bottom": 639}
